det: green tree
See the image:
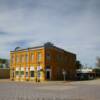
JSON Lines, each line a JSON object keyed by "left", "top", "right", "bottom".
{"left": 0, "top": 58, "right": 6, "bottom": 63}
{"left": 76, "top": 60, "right": 82, "bottom": 69}
{"left": 0, "top": 64, "right": 3, "bottom": 68}
{"left": 0, "top": 58, "right": 9, "bottom": 68}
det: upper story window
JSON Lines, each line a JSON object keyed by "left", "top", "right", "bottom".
{"left": 46, "top": 53, "right": 51, "bottom": 60}
{"left": 16, "top": 55, "right": 19, "bottom": 63}
{"left": 22, "top": 55, "right": 24, "bottom": 62}
{"left": 26, "top": 54, "right": 28, "bottom": 63}
{"left": 64, "top": 56, "right": 67, "bottom": 63}
{"left": 57, "top": 55, "right": 61, "bottom": 61}
{"left": 37, "top": 52, "right": 42, "bottom": 62}
{"left": 31, "top": 54, "right": 34, "bottom": 62}
{"left": 11, "top": 55, "right": 14, "bottom": 63}
{"left": 57, "top": 55, "right": 63, "bottom": 62}
{"left": 20, "top": 55, "right": 24, "bottom": 63}
{"left": 20, "top": 55, "right": 22, "bottom": 63}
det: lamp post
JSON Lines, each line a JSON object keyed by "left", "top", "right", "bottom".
{"left": 36, "top": 62, "right": 40, "bottom": 82}
{"left": 62, "top": 69, "right": 66, "bottom": 81}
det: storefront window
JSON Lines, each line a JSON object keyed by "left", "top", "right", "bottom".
{"left": 20, "top": 71, "right": 24, "bottom": 75}
{"left": 26, "top": 72, "right": 28, "bottom": 77}
{"left": 16, "top": 71, "right": 19, "bottom": 76}
{"left": 30, "top": 71, "right": 34, "bottom": 77}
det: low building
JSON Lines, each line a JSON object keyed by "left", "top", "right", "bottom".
{"left": 0, "top": 59, "right": 10, "bottom": 79}
{"left": 10, "top": 42, "right": 76, "bottom": 81}
{"left": 93, "top": 68, "right": 100, "bottom": 77}
{"left": 76, "top": 68, "right": 96, "bottom": 80}
{"left": 0, "top": 68, "right": 10, "bottom": 79}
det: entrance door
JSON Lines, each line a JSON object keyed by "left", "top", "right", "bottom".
{"left": 46, "top": 66, "right": 51, "bottom": 80}
{"left": 46, "top": 71, "right": 50, "bottom": 79}
{"left": 46, "top": 70, "right": 51, "bottom": 80}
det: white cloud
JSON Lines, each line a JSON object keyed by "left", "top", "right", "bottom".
{"left": 0, "top": 0, "right": 100, "bottom": 67}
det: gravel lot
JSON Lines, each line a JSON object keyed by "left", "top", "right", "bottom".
{"left": 0, "top": 79, "right": 100, "bottom": 100}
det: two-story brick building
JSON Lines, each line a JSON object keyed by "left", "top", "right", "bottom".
{"left": 10, "top": 42, "right": 76, "bottom": 81}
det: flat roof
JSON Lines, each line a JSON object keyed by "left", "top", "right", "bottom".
{"left": 10, "top": 45, "right": 44, "bottom": 52}
{"left": 10, "top": 42, "right": 76, "bottom": 56}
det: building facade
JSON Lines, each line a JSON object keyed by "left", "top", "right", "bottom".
{"left": 76, "top": 68, "right": 96, "bottom": 80}
{"left": 10, "top": 42, "right": 76, "bottom": 81}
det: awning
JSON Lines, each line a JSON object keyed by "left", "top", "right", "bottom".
{"left": 37, "top": 66, "right": 42, "bottom": 70}
{"left": 26, "top": 67, "right": 28, "bottom": 72}
{"left": 30, "top": 66, "right": 34, "bottom": 71}
{"left": 21, "top": 67, "right": 24, "bottom": 71}
{"left": 16, "top": 67, "right": 20, "bottom": 71}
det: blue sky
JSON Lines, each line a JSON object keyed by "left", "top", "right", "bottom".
{"left": 0, "top": 0, "right": 100, "bottom": 67}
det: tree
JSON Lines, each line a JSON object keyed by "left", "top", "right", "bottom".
{"left": 0, "top": 58, "right": 6, "bottom": 63}
{"left": 0, "top": 64, "right": 3, "bottom": 68}
{"left": 96, "top": 57, "right": 100, "bottom": 68}
{"left": 76, "top": 60, "right": 82, "bottom": 69}
{"left": 0, "top": 58, "right": 9, "bottom": 68}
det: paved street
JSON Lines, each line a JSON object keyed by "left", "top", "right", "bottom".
{"left": 0, "top": 79, "right": 100, "bottom": 100}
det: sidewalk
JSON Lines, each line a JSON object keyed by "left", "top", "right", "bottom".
{"left": 0, "top": 79, "right": 71, "bottom": 86}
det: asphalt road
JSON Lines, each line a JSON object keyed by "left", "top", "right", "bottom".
{"left": 0, "top": 79, "right": 100, "bottom": 100}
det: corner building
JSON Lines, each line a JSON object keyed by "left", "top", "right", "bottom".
{"left": 10, "top": 42, "right": 76, "bottom": 81}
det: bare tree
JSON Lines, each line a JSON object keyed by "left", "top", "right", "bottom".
{"left": 96, "top": 57, "right": 100, "bottom": 68}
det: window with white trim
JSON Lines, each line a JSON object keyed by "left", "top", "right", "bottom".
{"left": 37, "top": 52, "right": 42, "bottom": 62}
{"left": 31, "top": 54, "right": 34, "bottom": 62}
{"left": 46, "top": 53, "right": 51, "bottom": 60}
{"left": 30, "top": 71, "right": 34, "bottom": 77}
{"left": 16, "top": 55, "right": 19, "bottom": 63}
{"left": 26, "top": 54, "right": 28, "bottom": 63}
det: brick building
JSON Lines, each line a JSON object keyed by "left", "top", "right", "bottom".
{"left": 10, "top": 42, "right": 76, "bottom": 81}
{"left": 0, "top": 59, "right": 10, "bottom": 79}
{"left": 0, "top": 68, "right": 10, "bottom": 79}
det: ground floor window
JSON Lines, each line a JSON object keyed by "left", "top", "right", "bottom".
{"left": 26, "top": 72, "right": 28, "bottom": 77}
{"left": 16, "top": 71, "right": 24, "bottom": 77}
{"left": 30, "top": 71, "right": 34, "bottom": 77}
{"left": 16, "top": 71, "right": 19, "bottom": 76}
{"left": 20, "top": 71, "right": 24, "bottom": 76}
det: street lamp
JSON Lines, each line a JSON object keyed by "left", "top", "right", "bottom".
{"left": 36, "top": 62, "right": 41, "bottom": 82}
{"left": 62, "top": 69, "right": 66, "bottom": 81}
